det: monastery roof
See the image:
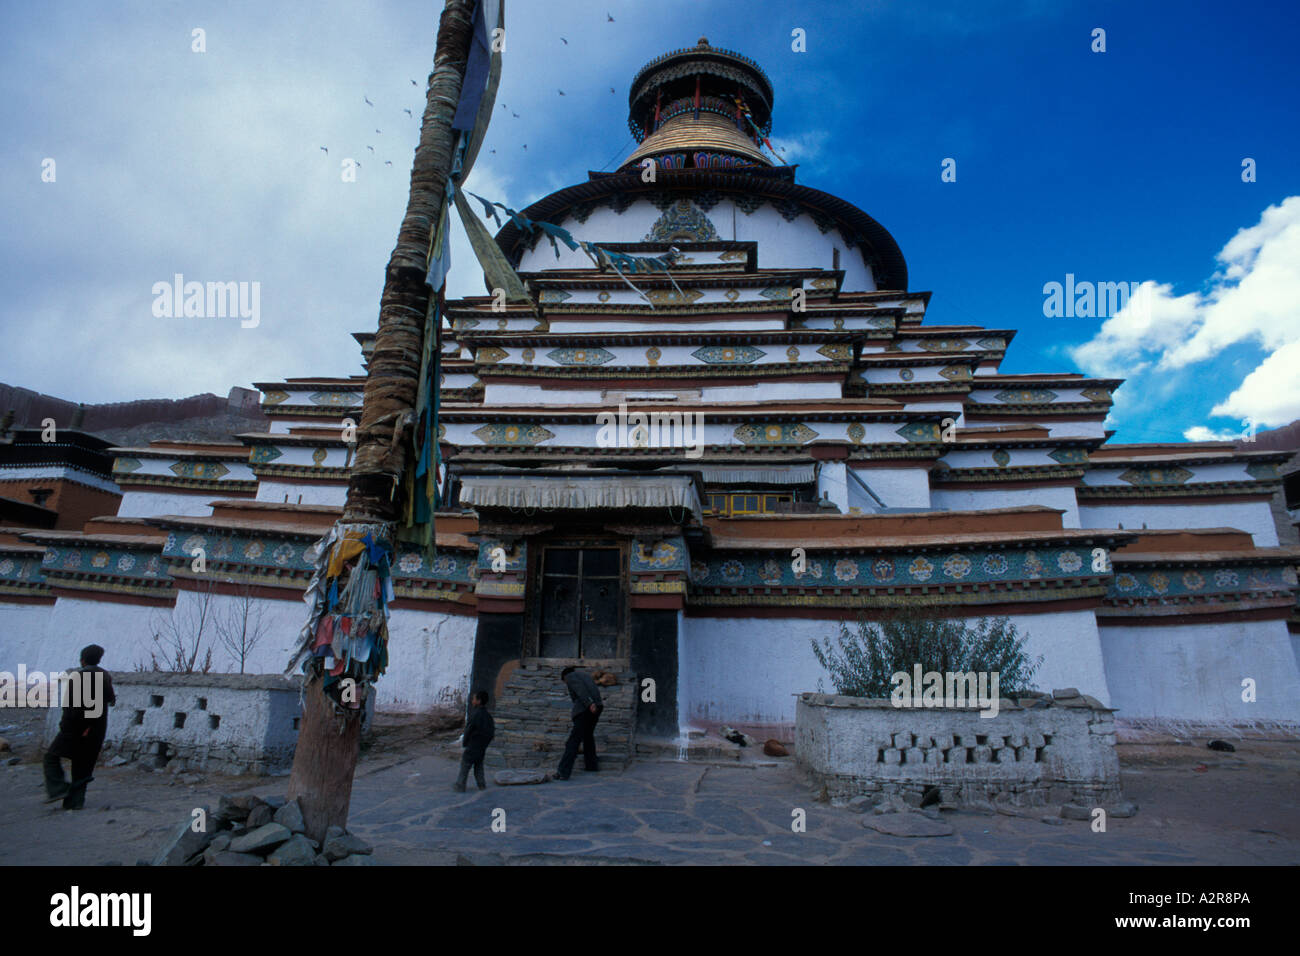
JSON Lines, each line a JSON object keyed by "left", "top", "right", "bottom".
{"left": 1088, "top": 444, "right": 1291, "bottom": 464}
{"left": 108, "top": 443, "right": 250, "bottom": 460}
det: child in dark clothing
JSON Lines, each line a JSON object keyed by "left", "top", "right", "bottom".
{"left": 453, "top": 690, "right": 494, "bottom": 792}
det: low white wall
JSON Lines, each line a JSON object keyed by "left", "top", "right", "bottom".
{"left": 795, "top": 692, "right": 1122, "bottom": 804}
{"left": 1098, "top": 618, "right": 1300, "bottom": 723}
{"left": 43, "top": 672, "right": 304, "bottom": 774}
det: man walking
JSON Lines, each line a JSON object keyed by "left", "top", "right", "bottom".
{"left": 44, "top": 644, "right": 116, "bottom": 810}
{"left": 556, "top": 666, "right": 603, "bottom": 780}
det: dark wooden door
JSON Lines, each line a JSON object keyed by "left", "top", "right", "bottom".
{"left": 539, "top": 547, "right": 621, "bottom": 659}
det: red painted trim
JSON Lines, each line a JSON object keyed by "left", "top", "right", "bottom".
{"left": 0, "top": 593, "right": 56, "bottom": 606}
{"left": 477, "top": 597, "right": 525, "bottom": 614}
{"left": 684, "top": 595, "right": 1103, "bottom": 620}
{"left": 1097, "top": 606, "right": 1293, "bottom": 626}
{"left": 1077, "top": 493, "right": 1275, "bottom": 505}
{"left": 49, "top": 586, "right": 175, "bottom": 608}
{"left": 630, "top": 594, "right": 685, "bottom": 610}
{"left": 388, "top": 597, "right": 477, "bottom": 616}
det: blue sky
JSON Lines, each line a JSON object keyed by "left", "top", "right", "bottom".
{"left": 2, "top": 0, "right": 1298, "bottom": 443}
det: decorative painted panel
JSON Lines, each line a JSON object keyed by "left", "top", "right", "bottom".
{"left": 759, "top": 286, "right": 793, "bottom": 301}
{"left": 1117, "top": 466, "right": 1193, "bottom": 486}
{"left": 817, "top": 343, "right": 852, "bottom": 361}
{"left": 692, "top": 345, "right": 765, "bottom": 365}
{"left": 688, "top": 546, "right": 1099, "bottom": 589}
{"left": 938, "top": 365, "right": 972, "bottom": 381}
{"left": 734, "top": 423, "right": 820, "bottom": 445}
{"left": 261, "top": 390, "right": 289, "bottom": 406}
{"left": 631, "top": 537, "right": 687, "bottom": 572}
{"left": 249, "top": 446, "right": 283, "bottom": 464}
{"left": 645, "top": 288, "right": 703, "bottom": 305}
{"left": 1048, "top": 447, "right": 1090, "bottom": 465}
{"left": 916, "top": 338, "right": 970, "bottom": 352}
{"left": 994, "top": 389, "right": 1058, "bottom": 404}
{"left": 896, "top": 422, "right": 942, "bottom": 443}
{"left": 476, "top": 539, "right": 525, "bottom": 571}
{"left": 976, "top": 337, "right": 1007, "bottom": 350}
{"left": 471, "top": 423, "right": 556, "bottom": 445}
{"left": 547, "top": 347, "right": 615, "bottom": 366}
{"left": 539, "top": 289, "right": 572, "bottom": 304}
{"left": 1245, "top": 462, "right": 1280, "bottom": 480}
{"left": 113, "top": 457, "right": 142, "bottom": 474}
{"left": 476, "top": 346, "right": 508, "bottom": 364}
{"left": 1109, "top": 565, "right": 1283, "bottom": 599}
{"left": 309, "top": 391, "right": 357, "bottom": 406}
{"left": 1080, "top": 387, "right": 1112, "bottom": 403}
{"left": 644, "top": 199, "right": 719, "bottom": 242}
{"left": 169, "top": 460, "right": 229, "bottom": 480}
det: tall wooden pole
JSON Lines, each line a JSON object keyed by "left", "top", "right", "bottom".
{"left": 287, "top": 0, "right": 478, "bottom": 843}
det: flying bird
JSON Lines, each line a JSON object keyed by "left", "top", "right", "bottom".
{"left": 522, "top": 144, "right": 527, "bottom": 150}
{"left": 511, "top": 111, "right": 519, "bottom": 118}
{"left": 560, "top": 37, "right": 568, "bottom": 44}
{"left": 404, "top": 108, "right": 412, "bottom": 116}
{"left": 385, "top": 160, "right": 393, "bottom": 166}
{"left": 610, "top": 87, "right": 616, "bottom": 93}
{"left": 607, "top": 12, "right": 615, "bottom": 21}
{"left": 558, "top": 89, "right": 565, "bottom": 96}
{"left": 364, "top": 96, "right": 374, "bottom": 106}
{"left": 411, "top": 79, "right": 418, "bottom": 86}
{"left": 367, "top": 145, "right": 374, "bottom": 152}
{"left": 489, "top": 148, "right": 496, "bottom": 154}
{"left": 320, "top": 146, "right": 328, "bottom": 154}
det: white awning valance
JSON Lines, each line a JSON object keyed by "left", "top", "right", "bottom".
{"left": 665, "top": 464, "right": 816, "bottom": 485}
{"left": 459, "top": 475, "right": 702, "bottom": 518}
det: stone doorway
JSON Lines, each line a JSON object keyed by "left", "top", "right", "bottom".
{"left": 537, "top": 545, "right": 623, "bottom": 660}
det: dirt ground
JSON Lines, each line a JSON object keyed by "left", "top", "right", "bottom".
{"left": 0, "top": 708, "right": 1296, "bottom": 865}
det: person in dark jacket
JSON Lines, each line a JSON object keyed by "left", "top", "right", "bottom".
{"left": 454, "top": 690, "right": 495, "bottom": 792}
{"left": 43, "top": 644, "right": 116, "bottom": 810}
{"left": 556, "top": 666, "right": 603, "bottom": 780}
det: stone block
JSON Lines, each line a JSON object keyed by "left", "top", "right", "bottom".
{"left": 273, "top": 799, "right": 306, "bottom": 835}
{"left": 881, "top": 748, "right": 901, "bottom": 765}
{"left": 1060, "top": 804, "right": 1092, "bottom": 821}
{"left": 152, "top": 813, "right": 214, "bottom": 866}
{"left": 904, "top": 747, "right": 924, "bottom": 765}
{"left": 268, "top": 834, "right": 318, "bottom": 866}
{"left": 229, "top": 823, "right": 291, "bottom": 855}
{"left": 972, "top": 746, "right": 992, "bottom": 764}
{"left": 1052, "top": 687, "right": 1080, "bottom": 700}
{"left": 892, "top": 733, "right": 912, "bottom": 749}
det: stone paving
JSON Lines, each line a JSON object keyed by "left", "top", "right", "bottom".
{"left": 313, "top": 750, "right": 1297, "bottom": 865}
{"left": 3, "top": 706, "right": 1297, "bottom": 865}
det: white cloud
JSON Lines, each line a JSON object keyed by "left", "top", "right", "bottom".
{"left": 1069, "top": 196, "right": 1300, "bottom": 429}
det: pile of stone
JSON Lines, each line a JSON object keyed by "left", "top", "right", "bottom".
{"left": 150, "top": 794, "right": 375, "bottom": 866}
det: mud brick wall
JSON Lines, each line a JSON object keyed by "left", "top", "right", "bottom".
{"left": 795, "top": 692, "right": 1121, "bottom": 806}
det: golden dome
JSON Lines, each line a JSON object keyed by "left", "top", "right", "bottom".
{"left": 623, "top": 111, "right": 770, "bottom": 169}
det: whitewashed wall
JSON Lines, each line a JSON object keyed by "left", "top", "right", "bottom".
{"left": 0, "top": 601, "right": 55, "bottom": 675}
{"left": 1078, "top": 501, "right": 1280, "bottom": 546}
{"left": 117, "top": 490, "right": 216, "bottom": 518}
{"left": 375, "top": 608, "right": 476, "bottom": 714}
{"left": 932, "top": 485, "right": 1080, "bottom": 527}
{"left": 255, "top": 480, "right": 348, "bottom": 507}
{"left": 678, "top": 607, "right": 1112, "bottom": 728}
{"left": 517, "top": 199, "right": 878, "bottom": 291}
{"left": 1099, "top": 618, "right": 1300, "bottom": 723}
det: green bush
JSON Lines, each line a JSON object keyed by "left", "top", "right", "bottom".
{"left": 811, "top": 613, "right": 1042, "bottom": 698}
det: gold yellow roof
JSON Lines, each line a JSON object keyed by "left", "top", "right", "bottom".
{"left": 623, "top": 111, "right": 770, "bottom": 169}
